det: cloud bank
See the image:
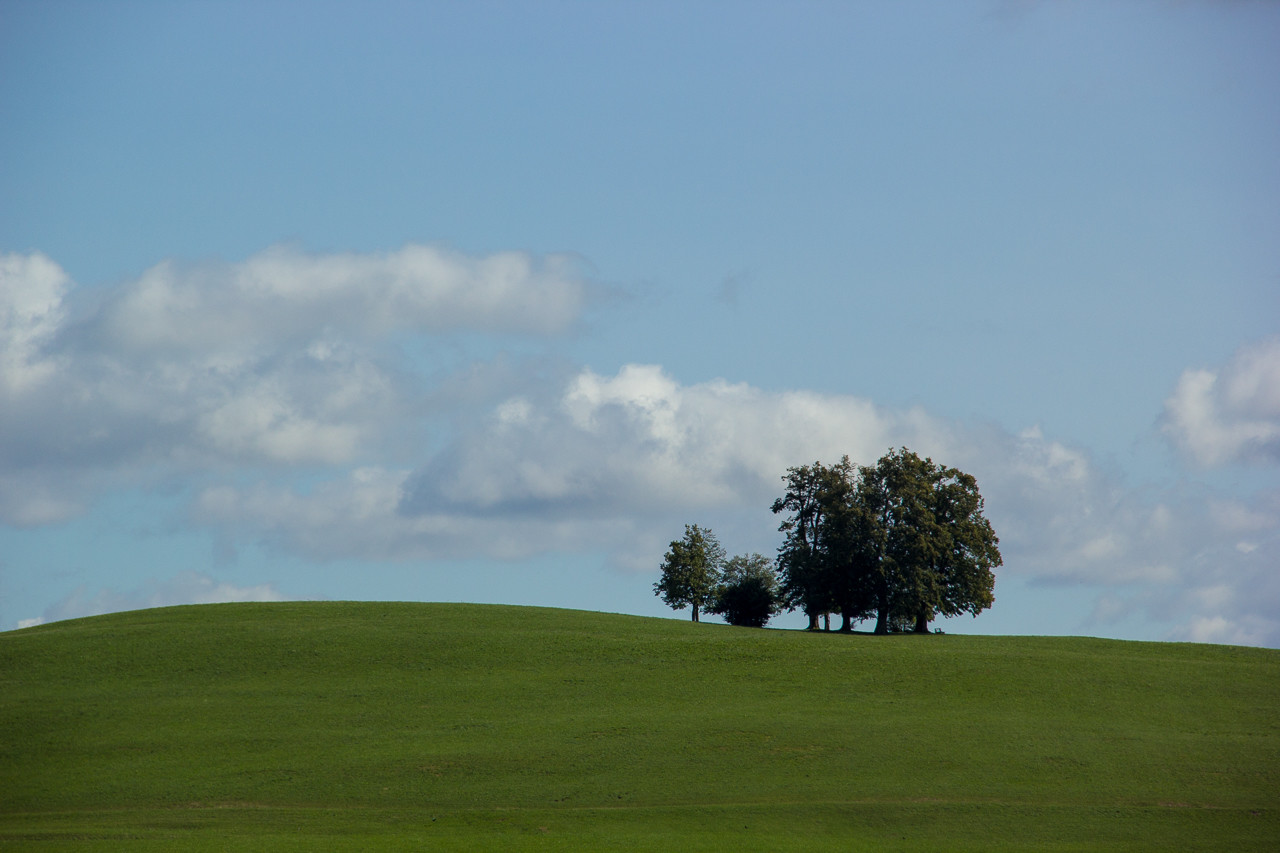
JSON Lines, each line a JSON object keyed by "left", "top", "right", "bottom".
{"left": 0, "top": 245, "right": 591, "bottom": 525}
{"left": 3, "top": 247, "right": 1277, "bottom": 645}
{"left": 197, "top": 363, "right": 1280, "bottom": 647}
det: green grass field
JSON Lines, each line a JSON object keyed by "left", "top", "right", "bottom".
{"left": 1, "top": 602, "right": 1276, "bottom": 850}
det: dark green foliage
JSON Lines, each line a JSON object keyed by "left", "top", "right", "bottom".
{"left": 924, "top": 464, "right": 999, "bottom": 625}
{"left": 653, "top": 524, "right": 725, "bottom": 621}
{"left": 711, "top": 553, "right": 781, "bottom": 628}
{"left": 771, "top": 461, "right": 845, "bottom": 629}
{"left": 859, "top": 447, "right": 946, "bottom": 634}
{"left": 811, "top": 456, "right": 880, "bottom": 631}
{"left": 773, "top": 448, "right": 1001, "bottom": 634}
{"left": 859, "top": 448, "right": 1001, "bottom": 633}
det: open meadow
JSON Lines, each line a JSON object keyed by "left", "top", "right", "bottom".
{"left": 1, "top": 602, "right": 1276, "bottom": 850}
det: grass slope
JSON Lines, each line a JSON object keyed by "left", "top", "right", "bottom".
{"left": 1, "top": 602, "right": 1276, "bottom": 851}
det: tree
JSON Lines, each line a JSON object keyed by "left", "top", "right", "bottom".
{"left": 653, "top": 524, "right": 725, "bottom": 622}
{"left": 771, "top": 461, "right": 841, "bottom": 630}
{"left": 858, "top": 448, "right": 942, "bottom": 634}
{"left": 711, "top": 553, "right": 781, "bottom": 628}
{"left": 770, "top": 448, "right": 1001, "bottom": 635}
{"left": 855, "top": 448, "right": 1000, "bottom": 634}
{"left": 813, "top": 462, "right": 880, "bottom": 632}
{"left": 911, "top": 464, "right": 1000, "bottom": 632}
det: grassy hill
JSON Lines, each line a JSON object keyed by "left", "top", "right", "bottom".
{"left": 1, "top": 602, "right": 1276, "bottom": 851}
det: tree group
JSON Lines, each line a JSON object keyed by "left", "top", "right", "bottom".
{"left": 653, "top": 525, "right": 781, "bottom": 628}
{"left": 654, "top": 448, "right": 1001, "bottom": 633}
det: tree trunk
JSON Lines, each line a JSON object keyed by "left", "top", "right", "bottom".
{"left": 806, "top": 611, "right": 820, "bottom": 631}
{"left": 823, "top": 613, "right": 830, "bottom": 632}
{"left": 839, "top": 611, "right": 852, "bottom": 633}
{"left": 913, "top": 611, "right": 930, "bottom": 634}
{"left": 874, "top": 584, "right": 890, "bottom": 634}
{"left": 692, "top": 603, "right": 699, "bottom": 622}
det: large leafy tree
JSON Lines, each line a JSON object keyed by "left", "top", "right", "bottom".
{"left": 856, "top": 448, "right": 1000, "bottom": 634}
{"left": 653, "top": 524, "right": 725, "bottom": 622}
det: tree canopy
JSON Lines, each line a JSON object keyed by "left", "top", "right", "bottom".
{"left": 773, "top": 448, "right": 1000, "bottom": 633}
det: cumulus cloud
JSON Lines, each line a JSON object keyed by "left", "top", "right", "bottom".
{"left": 192, "top": 364, "right": 918, "bottom": 565}
{"left": 190, "top": 363, "right": 1280, "bottom": 646}
{"left": 192, "top": 365, "right": 950, "bottom": 564}
{"left": 0, "top": 251, "right": 69, "bottom": 393}
{"left": 407, "top": 364, "right": 908, "bottom": 516}
{"left": 15, "top": 571, "right": 287, "bottom": 629}
{"left": 0, "top": 246, "right": 594, "bottom": 526}
{"left": 1163, "top": 337, "right": 1280, "bottom": 467}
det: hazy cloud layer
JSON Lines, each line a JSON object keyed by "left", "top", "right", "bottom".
{"left": 92, "top": 244, "right": 590, "bottom": 354}
{"left": 1163, "top": 337, "right": 1280, "bottom": 467}
{"left": 16, "top": 571, "right": 286, "bottom": 629}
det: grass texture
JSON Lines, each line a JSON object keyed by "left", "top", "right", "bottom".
{"left": 1, "top": 601, "right": 1276, "bottom": 850}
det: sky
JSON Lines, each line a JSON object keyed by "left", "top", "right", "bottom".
{"left": 2, "top": 0, "right": 1278, "bottom": 646}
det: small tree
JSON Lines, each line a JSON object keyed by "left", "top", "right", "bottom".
{"left": 711, "top": 553, "right": 781, "bottom": 628}
{"left": 653, "top": 524, "right": 725, "bottom": 622}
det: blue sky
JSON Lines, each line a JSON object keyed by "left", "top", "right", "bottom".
{"left": 2, "top": 0, "right": 1278, "bottom": 645}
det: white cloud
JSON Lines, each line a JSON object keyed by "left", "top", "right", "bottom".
{"left": 191, "top": 364, "right": 928, "bottom": 564}
{"left": 0, "top": 251, "right": 68, "bottom": 393}
{"left": 189, "top": 362, "right": 1280, "bottom": 646}
{"left": 407, "top": 364, "right": 911, "bottom": 516}
{"left": 1163, "top": 337, "right": 1280, "bottom": 467}
{"left": 0, "top": 246, "right": 594, "bottom": 526}
{"left": 195, "top": 376, "right": 365, "bottom": 464}
{"left": 13, "top": 571, "right": 287, "bottom": 629}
